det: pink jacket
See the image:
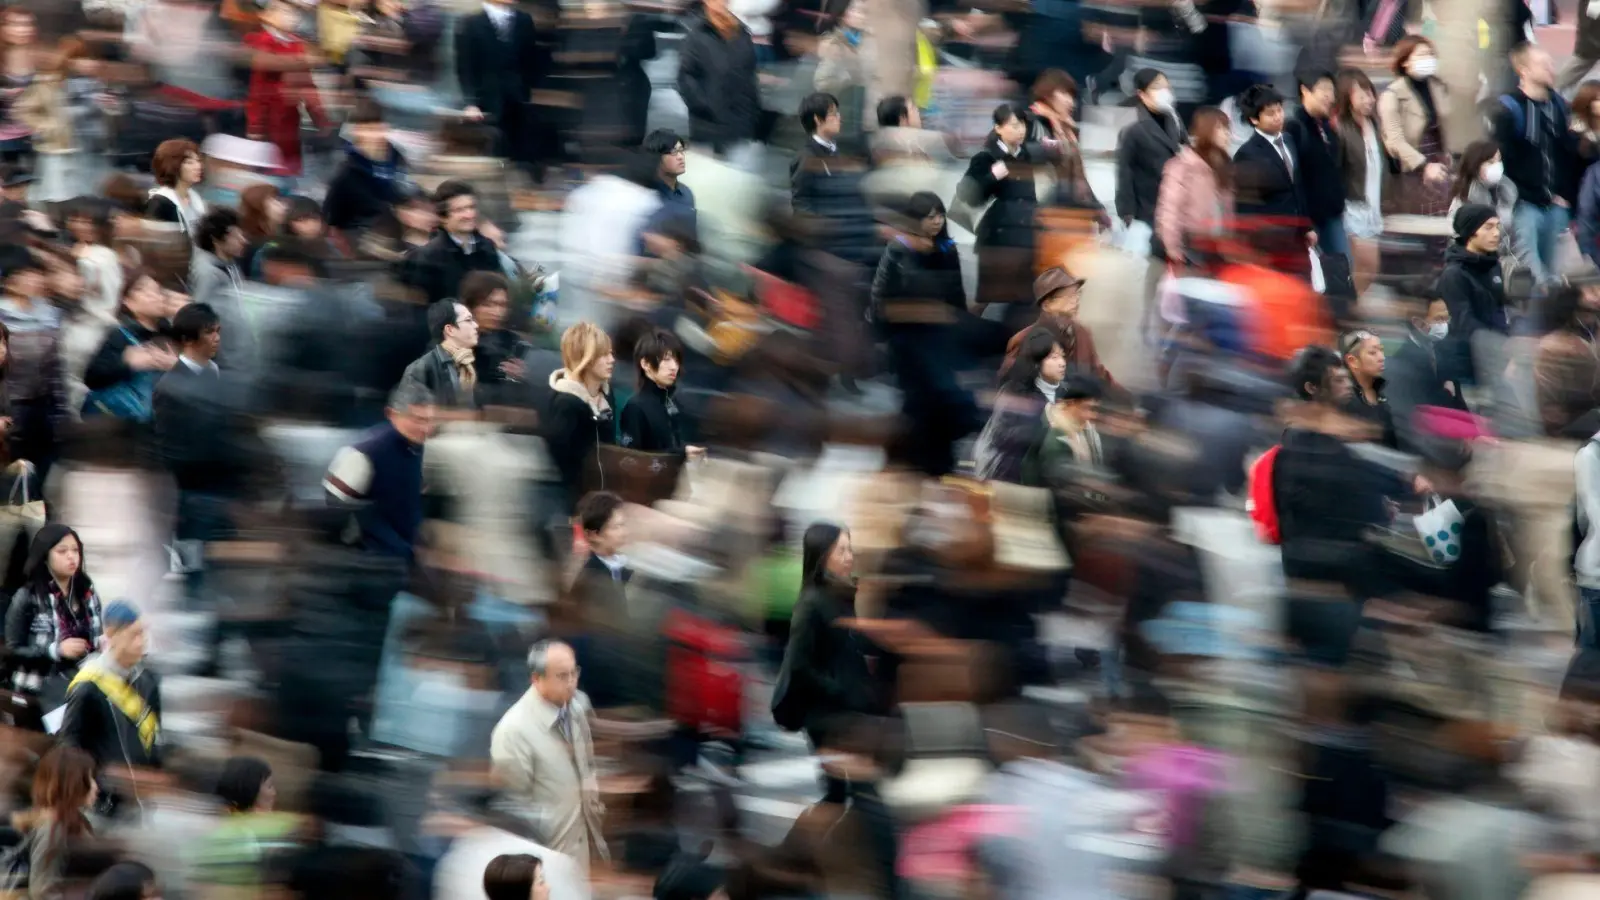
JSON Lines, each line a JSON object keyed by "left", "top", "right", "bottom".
{"left": 1155, "top": 147, "right": 1234, "bottom": 266}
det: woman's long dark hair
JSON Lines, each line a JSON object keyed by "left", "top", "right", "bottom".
{"left": 1451, "top": 139, "right": 1501, "bottom": 205}
{"left": 902, "top": 191, "right": 955, "bottom": 255}
{"left": 1335, "top": 68, "right": 1377, "bottom": 126}
{"left": 1000, "top": 326, "right": 1061, "bottom": 392}
{"left": 801, "top": 522, "right": 844, "bottom": 588}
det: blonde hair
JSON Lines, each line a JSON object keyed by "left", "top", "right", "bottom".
{"left": 560, "top": 322, "right": 613, "bottom": 386}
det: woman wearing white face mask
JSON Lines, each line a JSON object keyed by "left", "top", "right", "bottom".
{"left": 1378, "top": 35, "right": 1454, "bottom": 216}
{"left": 1450, "top": 139, "right": 1535, "bottom": 274}
{"left": 1114, "top": 67, "right": 1186, "bottom": 339}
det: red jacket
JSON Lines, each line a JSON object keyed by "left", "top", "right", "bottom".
{"left": 243, "top": 28, "right": 325, "bottom": 174}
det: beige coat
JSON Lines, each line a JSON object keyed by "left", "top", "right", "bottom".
{"left": 1377, "top": 75, "right": 1451, "bottom": 173}
{"left": 489, "top": 687, "right": 607, "bottom": 872}
{"left": 860, "top": 0, "right": 924, "bottom": 127}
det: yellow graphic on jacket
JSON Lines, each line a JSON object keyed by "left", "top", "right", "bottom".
{"left": 69, "top": 667, "right": 159, "bottom": 752}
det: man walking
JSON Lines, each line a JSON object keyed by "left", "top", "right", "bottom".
{"left": 1496, "top": 42, "right": 1576, "bottom": 282}
{"left": 490, "top": 640, "right": 607, "bottom": 874}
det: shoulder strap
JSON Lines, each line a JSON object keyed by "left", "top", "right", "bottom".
{"left": 69, "top": 667, "right": 159, "bottom": 751}
{"left": 1500, "top": 94, "right": 1526, "bottom": 139}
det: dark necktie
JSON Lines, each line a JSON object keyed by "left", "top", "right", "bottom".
{"left": 1273, "top": 137, "right": 1293, "bottom": 180}
{"left": 555, "top": 706, "right": 571, "bottom": 743}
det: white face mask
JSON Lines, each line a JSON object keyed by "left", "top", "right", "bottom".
{"left": 1427, "top": 321, "right": 1449, "bottom": 340}
{"left": 1150, "top": 88, "right": 1175, "bottom": 113}
{"left": 1408, "top": 56, "right": 1439, "bottom": 78}
{"left": 1481, "top": 161, "right": 1504, "bottom": 186}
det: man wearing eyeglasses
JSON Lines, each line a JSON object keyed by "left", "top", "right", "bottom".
{"left": 490, "top": 639, "right": 608, "bottom": 875}
{"left": 401, "top": 300, "right": 481, "bottom": 410}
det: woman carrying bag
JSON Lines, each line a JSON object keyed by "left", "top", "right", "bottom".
{"left": 80, "top": 271, "right": 177, "bottom": 423}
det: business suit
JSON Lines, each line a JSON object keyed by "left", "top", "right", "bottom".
{"left": 1233, "top": 130, "right": 1305, "bottom": 220}
{"left": 455, "top": 4, "right": 547, "bottom": 167}
{"left": 489, "top": 686, "right": 607, "bottom": 873}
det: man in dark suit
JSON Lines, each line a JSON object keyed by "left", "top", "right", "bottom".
{"left": 1285, "top": 70, "right": 1348, "bottom": 259}
{"left": 1234, "top": 83, "right": 1316, "bottom": 279}
{"left": 455, "top": 0, "right": 548, "bottom": 173}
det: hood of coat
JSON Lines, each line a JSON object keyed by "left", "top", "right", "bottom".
{"left": 1444, "top": 242, "right": 1502, "bottom": 276}
{"left": 549, "top": 368, "right": 612, "bottom": 417}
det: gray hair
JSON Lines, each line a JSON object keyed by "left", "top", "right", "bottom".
{"left": 526, "top": 639, "right": 571, "bottom": 676}
{"left": 387, "top": 379, "right": 436, "bottom": 415}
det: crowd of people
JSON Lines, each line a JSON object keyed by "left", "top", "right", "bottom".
{"left": 0, "top": 0, "right": 1594, "bottom": 898}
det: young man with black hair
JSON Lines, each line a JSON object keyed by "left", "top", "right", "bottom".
{"left": 1286, "top": 70, "right": 1349, "bottom": 259}
{"left": 397, "top": 180, "right": 503, "bottom": 304}
{"left": 792, "top": 91, "right": 843, "bottom": 211}
{"left": 643, "top": 128, "right": 695, "bottom": 220}
{"left": 618, "top": 328, "right": 704, "bottom": 458}
{"left": 401, "top": 299, "right": 480, "bottom": 410}
{"left": 1233, "top": 84, "right": 1305, "bottom": 220}
{"left": 189, "top": 208, "right": 255, "bottom": 369}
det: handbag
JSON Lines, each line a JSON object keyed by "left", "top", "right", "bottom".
{"left": 0, "top": 460, "right": 44, "bottom": 558}
{"left": 1412, "top": 494, "right": 1465, "bottom": 564}
{"left": 81, "top": 328, "right": 161, "bottom": 422}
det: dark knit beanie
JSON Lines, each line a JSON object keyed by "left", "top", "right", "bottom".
{"left": 1452, "top": 203, "right": 1497, "bottom": 245}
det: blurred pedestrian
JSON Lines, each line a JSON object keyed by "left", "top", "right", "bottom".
{"left": 59, "top": 599, "right": 159, "bottom": 770}
{"left": 4, "top": 525, "right": 100, "bottom": 699}
{"left": 1379, "top": 36, "right": 1452, "bottom": 216}
{"left": 402, "top": 300, "right": 479, "bottom": 411}
{"left": 545, "top": 322, "right": 616, "bottom": 513}
{"left": 1337, "top": 69, "right": 1388, "bottom": 294}
{"left": 143, "top": 139, "right": 207, "bottom": 236}
{"left": 243, "top": 0, "right": 327, "bottom": 178}
{"left": 677, "top": 0, "right": 761, "bottom": 157}
{"left": 13, "top": 745, "right": 97, "bottom": 900}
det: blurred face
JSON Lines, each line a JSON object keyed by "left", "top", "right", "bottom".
{"left": 1303, "top": 78, "right": 1335, "bottom": 117}
{"left": 815, "top": 104, "right": 842, "bottom": 141}
{"left": 264, "top": 1, "right": 301, "bottom": 32}
{"left": 1406, "top": 45, "right": 1437, "bottom": 76}
{"left": 1040, "top": 344, "right": 1067, "bottom": 384}
{"left": 920, "top": 207, "right": 945, "bottom": 238}
{"left": 256, "top": 776, "right": 278, "bottom": 813}
{"left": 445, "top": 302, "right": 479, "bottom": 349}
{"left": 179, "top": 153, "right": 203, "bottom": 187}
{"left": 220, "top": 225, "right": 248, "bottom": 260}
{"left": 108, "top": 619, "right": 148, "bottom": 668}
{"left": 1345, "top": 334, "right": 1385, "bottom": 379}
{"left": 398, "top": 200, "right": 437, "bottom": 235}
{"left": 997, "top": 113, "right": 1026, "bottom": 147}
{"left": 1471, "top": 216, "right": 1503, "bottom": 253}
{"left": 1050, "top": 89, "right": 1075, "bottom": 120}
{"left": 905, "top": 104, "right": 922, "bottom": 129}
{"left": 825, "top": 531, "right": 854, "bottom": 580}
{"left": 1253, "top": 103, "right": 1285, "bottom": 136}
{"left": 1582, "top": 284, "right": 1600, "bottom": 312}
{"left": 841, "top": 0, "right": 864, "bottom": 30}
{"left": 1211, "top": 119, "right": 1232, "bottom": 149}
{"left": 192, "top": 324, "right": 222, "bottom": 361}
{"left": 442, "top": 192, "right": 478, "bottom": 235}
{"left": 530, "top": 864, "right": 549, "bottom": 900}
{"left": 6, "top": 269, "right": 42, "bottom": 299}
{"left": 387, "top": 402, "right": 436, "bottom": 444}
{"left": 164, "top": 289, "right": 191, "bottom": 318}
{"left": 1419, "top": 299, "right": 1450, "bottom": 332}
{"left": 643, "top": 351, "right": 680, "bottom": 388}
{"left": 66, "top": 215, "right": 98, "bottom": 245}
{"left": 1481, "top": 151, "right": 1503, "bottom": 180}
{"left": 534, "top": 643, "right": 579, "bottom": 707}
{"left": 50, "top": 267, "right": 84, "bottom": 302}
{"left": 660, "top": 141, "right": 687, "bottom": 178}
{"left": 586, "top": 508, "right": 628, "bottom": 557}
{"left": 1350, "top": 86, "right": 1376, "bottom": 119}
{"left": 288, "top": 216, "right": 322, "bottom": 239}
{"left": 592, "top": 347, "right": 615, "bottom": 383}
{"left": 473, "top": 289, "right": 509, "bottom": 331}
{"left": 47, "top": 535, "right": 80, "bottom": 582}
{"left": 265, "top": 195, "right": 288, "bottom": 229}
{"left": 351, "top": 121, "right": 390, "bottom": 160}
{"left": 1325, "top": 366, "right": 1354, "bottom": 403}
{"left": 1520, "top": 47, "right": 1555, "bottom": 88}
{"left": 2, "top": 12, "right": 34, "bottom": 46}
{"left": 1042, "top": 284, "right": 1081, "bottom": 319}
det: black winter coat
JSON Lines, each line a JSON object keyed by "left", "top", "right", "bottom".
{"left": 676, "top": 9, "right": 761, "bottom": 153}
{"left": 791, "top": 139, "right": 879, "bottom": 266}
{"left": 618, "top": 379, "right": 686, "bottom": 454}
{"left": 870, "top": 235, "right": 965, "bottom": 323}
{"left": 772, "top": 577, "right": 881, "bottom": 744}
{"left": 59, "top": 659, "right": 162, "bottom": 770}
{"left": 1115, "top": 104, "right": 1186, "bottom": 227}
{"left": 324, "top": 142, "right": 409, "bottom": 235}
{"left": 545, "top": 370, "right": 617, "bottom": 512}
{"left": 1437, "top": 244, "right": 1508, "bottom": 342}
{"left": 959, "top": 136, "right": 1038, "bottom": 251}
{"left": 1286, "top": 108, "right": 1346, "bottom": 222}
{"left": 1493, "top": 88, "right": 1576, "bottom": 207}
{"left": 397, "top": 230, "right": 504, "bottom": 304}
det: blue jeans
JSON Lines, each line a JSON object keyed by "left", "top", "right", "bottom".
{"left": 1315, "top": 216, "right": 1351, "bottom": 261}
{"left": 1578, "top": 586, "right": 1600, "bottom": 648}
{"left": 1513, "top": 200, "right": 1572, "bottom": 282}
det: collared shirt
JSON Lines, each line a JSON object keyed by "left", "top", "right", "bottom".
{"left": 1256, "top": 128, "right": 1294, "bottom": 177}
{"left": 483, "top": 2, "right": 513, "bottom": 36}
{"left": 596, "top": 553, "right": 627, "bottom": 582}
{"left": 997, "top": 140, "right": 1020, "bottom": 158}
{"left": 812, "top": 134, "right": 837, "bottom": 153}
{"left": 447, "top": 230, "right": 479, "bottom": 254}
{"left": 179, "top": 355, "right": 219, "bottom": 375}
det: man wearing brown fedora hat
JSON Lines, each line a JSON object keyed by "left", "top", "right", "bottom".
{"left": 1000, "top": 266, "right": 1122, "bottom": 398}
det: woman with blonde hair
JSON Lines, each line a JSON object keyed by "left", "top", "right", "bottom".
{"left": 13, "top": 745, "right": 97, "bottom": 900}
{"left": 546, "top": 322, "right": 617, "bottom": 511}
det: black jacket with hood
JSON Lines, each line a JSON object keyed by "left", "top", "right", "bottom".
{"left": 1437, "top": 243, "right": 1508, "bottom": 343}
{"left": 618, "top": 378, "right": 686, "bottom": 455}
{"left": 544, "top": 368, "right": 616, "bottom": 511}
{"left": 4, "top": 524, "right": 101, "bottom": 691}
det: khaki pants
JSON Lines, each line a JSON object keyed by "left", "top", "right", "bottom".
{"left": 1468, "top": 438, "right": 1579, "bottom": 629}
